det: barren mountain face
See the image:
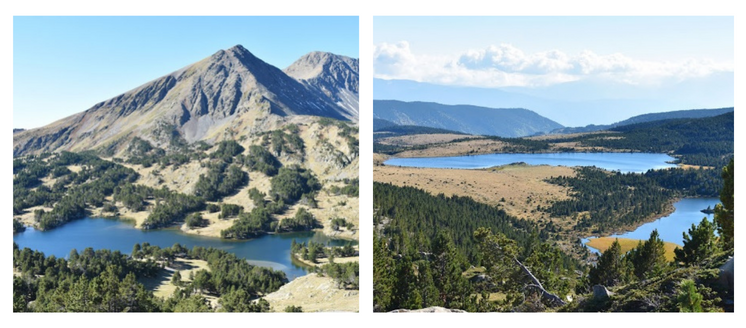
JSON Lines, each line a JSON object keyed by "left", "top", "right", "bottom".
{"left": 14, "top": 45, "right": 359, "bottom": 156}
{"left": 285, "top": 52, "right": 359, "bottom": 121}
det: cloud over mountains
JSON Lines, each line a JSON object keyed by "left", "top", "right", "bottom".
{"left": 374, "top": 41, "right": 733, "bottom": 88}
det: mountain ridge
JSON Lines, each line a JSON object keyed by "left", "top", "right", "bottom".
{"left": 14, "top": 45, "right": 359, "bottom": 157}
{"left": 550, "top": 107, "right": 734, "bottom": 134}
{"left": 373, "top": 100, "right": 563, "bottom": 137}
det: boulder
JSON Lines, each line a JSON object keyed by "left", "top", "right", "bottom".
{"left": 592, "top": 285, "right": 613, "bottom": 302}
{"left": 719, "top": 256, "right": 734, "bottom": 295}
{"left": 390, "top": 307, "right": 467, "bottom": 313}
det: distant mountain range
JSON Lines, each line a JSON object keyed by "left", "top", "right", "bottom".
{"left": 14, "top": 45, "right": 359, "bottom": 157}
{"left": 373, "top": 100, "right": 563, "bottom": 137}
{"left": 550, "top": 107, "right": 734, "bottom": 134}
{"left": 374, "top": 75, "right": 733, "bottom": 127}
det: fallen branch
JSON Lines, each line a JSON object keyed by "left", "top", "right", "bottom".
{"left": 514, "top": 256, "right": 566, "bottom": 307}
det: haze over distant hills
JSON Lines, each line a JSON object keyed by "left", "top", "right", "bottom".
{"left": 373, "top": 100, "right": 562, "bottom": 137}
{"left": 374, "top": 73, "right": 733, "bottom": 127}
{"left": 14, "top": 45, "right": 359, "bottom": 157}
{"left": 551, "top": 107, "right": 734, "bottom": 134}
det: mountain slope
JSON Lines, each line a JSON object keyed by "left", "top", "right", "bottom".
{"left": 373, "top": 100, "right": 563, "bottom": 137}
{"left": 374, "top": 77, "right": 734, "bottom": 127}
{"left": 550, "top": 107, "right": 734, "bottom": 134}
{"left": 14, "top": 45, "right": 357, "bottom": 157}
{"left": 285, "top": 52, "right": 359, "bottom": 121}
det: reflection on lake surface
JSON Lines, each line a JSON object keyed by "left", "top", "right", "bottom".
{"left": 583, "top": 198, "right": 720, "bottom": 254}
{"left": 13, "top": 217, "right": 355, "bottom": 280}
{"left": 384, "top": 152, "right": 678, "bottom": 173}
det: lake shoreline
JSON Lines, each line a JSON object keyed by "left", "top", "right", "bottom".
{"left": 581, "top": 197, "right": 721, "bottom": 254}
{"left": 383, "top": 151, "right": 678, "bottom": 174}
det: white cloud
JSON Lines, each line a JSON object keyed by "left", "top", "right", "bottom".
{"left": 374, "top": 42, "right": 733, "bottom": 88}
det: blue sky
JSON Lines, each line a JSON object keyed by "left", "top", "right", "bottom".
{"left": 374, "top": 16, "right": 733, "bottom": 89}
{"left": 14, "top": 16, "right": 359, "bottom": 129}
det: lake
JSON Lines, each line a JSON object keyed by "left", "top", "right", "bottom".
{"left": 384, "top": 152, "right": 678, "bottom": 173}
{"left": 12, "top": 218, "right": 355, "bottom": 280}
{"left": 583, "top": 197, "right": 721, "bottom": 254}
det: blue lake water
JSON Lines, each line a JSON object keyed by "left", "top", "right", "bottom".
{"left": 582, "top": 198, "right": 720, "bottom": 254}
{"left": 384, "top": 152, "right": 678, "bottom": 173}
{"left": 13, "top": 218, "right": 355, "bottom": 280}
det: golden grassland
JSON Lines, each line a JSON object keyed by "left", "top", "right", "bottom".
{"left": 374, "top": 163, "right": 576, "bottom": 223}
{"left": 585, "top": 237, "right": 680, "bottom": 262}
{"left": 377, "top": 133, "right": 477, "bottom": 147}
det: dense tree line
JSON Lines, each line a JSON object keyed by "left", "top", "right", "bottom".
{"left": 568, "top": 113, "right": 733, "bottom": 168}
{"left": 14, "top": 152, "right": 140, "bottom": 230}
{"left": 545, "top": 167, "right": 675, "bottom": 234}
{"left": 373, "top": 183, "right": 581, "bottom": 312}
{"left": 14, "top": 242, "right": 286, "bottom": 312}
{"left": 375, "top": 182, "right": 539, "bottom": 261}
{"left": 644, "top": 167, "right": 723, "bottom": 197}
{"left": 13, "top": 244, "right": 162, "bottom": 312}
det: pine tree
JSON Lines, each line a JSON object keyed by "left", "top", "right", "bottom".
{"left": 677, "top": 280, "right": 704, "bottom": 312}
{"left": 589, "top": 239, "right": 629, "bottom": 287}
{"left": 714, "top": 158, "right": 734, "bottom": 250}
{"left": 674, "top": 217, "right": 718, "bottom": 265}
{"left": 628, "top": 229, "right": 667, "bottom": 280}
{"left": 171, "top": 271, "right": 182, "bottom": 286}
{"left": 373, "top": 236, "right": 396, "bottom": 311}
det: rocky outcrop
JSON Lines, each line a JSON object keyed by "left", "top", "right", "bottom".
{"left": 263, "top": 273, "right": 358, "bottom": 312}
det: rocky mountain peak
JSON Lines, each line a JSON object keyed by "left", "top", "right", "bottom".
{"left": 285, "top": 51, "right": 359, "bottom": 120}
{"left": 14, "top": 46, "right": 358, "bottom": 157}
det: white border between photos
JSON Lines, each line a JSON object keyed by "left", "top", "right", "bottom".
{"left": 2, "top": 0, "right": 742, "bottom": 326}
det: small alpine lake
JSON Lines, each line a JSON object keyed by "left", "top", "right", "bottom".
{"left": 582, "top": 197, "right": 720, "bottom": 254}
{"left": 384, "top": 152, "right": 678, "bottom": 173}
{"left": 13, "top": 217, "right": 355, "bottom": 280}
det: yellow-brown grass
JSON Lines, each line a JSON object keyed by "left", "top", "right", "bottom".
{"left": 586, "top": 237, "right": 680, "bottom": 262}
{"left": 377, "top": 133, "right": 477, "bottom": 147}
{"left": 374, "top": 164, "right": 575, "bottom": 223}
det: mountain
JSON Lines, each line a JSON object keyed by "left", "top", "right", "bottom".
{"left": 373, "top": 118, "right": 398, "bottom": 131}
{"left": 374, "top": 75, "right": 734, "bottom": 127}
{"left": 373, "top": 100, "right": 563, "bottom": 137}
{"left": 284, "top": 51, "right": 359, "bottom": 121}
{"left": 550, "top": 107, "right": 734, "bottom": 134}
{"left": 14, "top": 45, "right": 358, "bottom": 157}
